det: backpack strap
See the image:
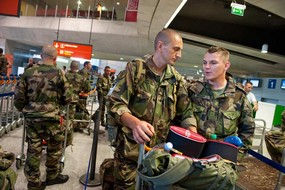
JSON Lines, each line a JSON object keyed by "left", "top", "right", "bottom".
{"left": 132, "top": 58, "right": 146, "bottom": 90}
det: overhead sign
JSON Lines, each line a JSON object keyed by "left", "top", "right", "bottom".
{"left": 53, "top": 41, "right": 93, "bottom": 60}
{"left": 0, "top": 0, "right": 21, "bottom": 17}
{"left": 230, "top": 2, "right": 246, "bottom": 17}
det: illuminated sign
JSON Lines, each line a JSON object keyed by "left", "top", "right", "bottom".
{"left": 53, "top": 41, "right": 93, "bottom": 60}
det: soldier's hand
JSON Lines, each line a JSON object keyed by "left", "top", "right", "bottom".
{"left": 131, "top": 120, "right": 154, "bottom": 144}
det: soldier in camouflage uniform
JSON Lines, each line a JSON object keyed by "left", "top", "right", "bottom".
{"left": 187, "top": 46, "right": 255, "bottom": 157}
{"left": 65, "top": 60, "right": 91, "bottom": 143}
{"left": 0, "top": 48, "right": 8, "bottom": 76}
{"left": 14, "top": 44, "right": 72, "bottom": 190}
{"left": 265, "top": 110, "right": 285, "bottom": 163}
{"left": 96, "top": 66, "right": 111, "bottom": 126}
{"left": 107, "top": 28, "right": 196, "bottom": 189}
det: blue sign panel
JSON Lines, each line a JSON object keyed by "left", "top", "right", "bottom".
{"left": 268, "top": 79, "right": 276, "bottom": 89}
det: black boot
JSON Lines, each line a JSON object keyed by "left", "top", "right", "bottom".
{"left": 46, "top": 174, "right": 69, "bottom": 186}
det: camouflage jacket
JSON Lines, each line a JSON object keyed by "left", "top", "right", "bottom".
{"left": 108, "top": 55, "right": 196, "bottom": 147}
{"left": 0, "top": 54, "right": 8, "bottom": 75}
{"left": 66, "top": 71, "right": 91, "bottom": 94}
{"left": 187, "top": 75, "right": 255, "bottom": 148}
{"left": 96, "top": 74, "right": 111, "bottom": 96}
{"left": 14, "top": 63, "right": 73, "bottom": 120}
{"left": 78, "top": 67, "right": 90, "bottom": 80}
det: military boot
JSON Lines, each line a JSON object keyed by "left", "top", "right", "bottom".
{"left": 27, "top": 181, "right": 46, "bottom": 190}
{"left": 46, "top": 174, "right": 69, "bottom": 186}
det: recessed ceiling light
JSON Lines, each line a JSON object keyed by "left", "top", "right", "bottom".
{"left": 117, "top": 2, "right": 120, "bottom": 5}
{"left": 120, "top": 57, "right": 124, "bottom": 60}
{"left": 194, "top": 65, "right": 198, "bottom": 68}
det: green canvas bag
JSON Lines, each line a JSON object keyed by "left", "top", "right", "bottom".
{"left": 138, "top": 149, "right": 238, "bottom": 190}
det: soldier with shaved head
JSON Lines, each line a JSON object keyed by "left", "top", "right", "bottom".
{"left": 14, "top": 44, "right": 73, "bottom": 190}
{"left": 101, "top": 28, "right": 196, "bottom": 189}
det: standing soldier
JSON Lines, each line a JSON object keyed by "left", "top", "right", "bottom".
{"left": 65, "top": 60, "right": 91, "bottom": 136}
{"left": 96, "top": 66, "right": 111, "bottom": 126}
{"left": 0, "top": 48, "right": 8, "bottom": 76}
{"left": 105, "top": 28, "right": 196, "bottom": 189}
{"left": 14, "top": 44, "right": 72, "bottom": 190}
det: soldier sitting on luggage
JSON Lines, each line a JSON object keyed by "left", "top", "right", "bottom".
{"left": 265, "top": 110, "right": 285, "bottom": 163}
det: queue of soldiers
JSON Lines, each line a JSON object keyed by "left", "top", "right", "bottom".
{"left": 0, "top": 28, "right": 283, "bottom": 189}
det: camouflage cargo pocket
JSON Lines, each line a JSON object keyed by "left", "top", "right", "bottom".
{"left": 99, "top": 158, "right": 115, "bottom": 190}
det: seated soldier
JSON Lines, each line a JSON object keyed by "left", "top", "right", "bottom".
{"left": 265, "top": 110, "right": 285, "bottom": 163}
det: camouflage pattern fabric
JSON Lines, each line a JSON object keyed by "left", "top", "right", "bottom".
{"left": 0, "top": 146, "right": 15, "bottom": 170}
{"left": 107, "top": 55, "right": 196, "bottom": 189}
{"left": 187, "top": 75, "right": 255, "bottom": 151}
{"left": 0, "top": 146, "right": 17, "bottom": 190}
{"left": 24, "top": 119, "right": 64, "bottom": 180}
{"left": 14, "top": 64, "right": 72, "bottom": 119}
{"left": 13, "top": 63, "right": 72, "bottom": 189}
{"left": 99, "top": 158, "right": 115, "bottom": 190}
{"left": 0, "top": 55, "right": 8, "bottom": 75}
{"left": 265, "top": 110, "right": 285, "bottom": 163}
{"left": 64, "top": 71, "right": 91, "bottom": 144}
{"left": 265, "top": 130, "right": 285, "bottom": 163}
{"left": 78, "top": 68, "right": 91, "bottom": 81}
{"left": 96, "top": 74, "right": 111, "bottom": 124}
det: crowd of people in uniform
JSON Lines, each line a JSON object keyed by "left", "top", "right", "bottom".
{"left": 0, "top": 28, "right": 284, "bottom": 189}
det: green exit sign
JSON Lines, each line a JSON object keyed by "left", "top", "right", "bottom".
{"left": 231, "top": 7, "right": 245, "bottom": 16}
{"left": 230, "top": 3, "right": 246, "bottom": 16}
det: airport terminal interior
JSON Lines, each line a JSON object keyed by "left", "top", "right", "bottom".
{"left": 1, "top": 0, "right": 285, "bottom": 190}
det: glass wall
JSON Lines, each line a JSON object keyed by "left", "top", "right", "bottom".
{"left": 20, "top": 0, "right": 138, "bottom": 22}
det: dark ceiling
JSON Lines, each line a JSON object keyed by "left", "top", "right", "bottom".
{"left": 170, "top": 0, "right": 285, "bottom": 56}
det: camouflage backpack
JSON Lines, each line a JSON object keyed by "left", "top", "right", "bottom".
{"left": 0, "top": 146, "right": 17, "bottom": 190}
{"left": 138, "top": 149, "right": 238, "bottom": 190}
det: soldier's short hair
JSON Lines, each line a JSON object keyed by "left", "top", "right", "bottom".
{"left": 207, "top": 46, "right": 230, "bottom": 62}
{"left": 41, "top": 45, "right": 57, "bottom": 59}
{"left": 84, "top": 61, "right": 91, "bottom": 67}
{"left": 154, "top": 28, "right": 181, "bottom": 50}
{"left": 0, "top": 48, "right": 3, "bottom": 54}
{"left": 70, "top": 60, "right": 79, "bottom": 70}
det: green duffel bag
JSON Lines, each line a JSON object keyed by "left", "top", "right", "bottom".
{"left": 0, "top": 168, "right": 17, "bottom": 190}
{"left": 138, "top": 149, "right": 238, "bottom": 190}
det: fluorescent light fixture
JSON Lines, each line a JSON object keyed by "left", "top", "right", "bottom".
{"left": 164, "top": 0, "right": 187, "bottom": 28}
{"left": 261, "top": 44, "right": 268, "bottom": 53}
{"left": 230, "top": 2, "right": 246, "bottom": 10}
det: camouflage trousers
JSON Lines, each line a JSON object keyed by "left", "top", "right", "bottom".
{"left": 97, "top": 93, "right": 107, "bottom": 124}
{"left": 265, "top": 130, "right": 285, "bottom": 163}
{"left": 24, "top": 119, "right": 65, "bottom": 189}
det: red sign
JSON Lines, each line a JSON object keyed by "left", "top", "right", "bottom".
{"left": 53, "top": 41, "right": 93, "bottom": 60}
{"left": 0, "top": 0, "right": 21, "bottom": 17}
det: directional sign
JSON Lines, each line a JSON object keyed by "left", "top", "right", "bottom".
{"left": 53, "top": 41, "right": 92, "bottom": 60}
